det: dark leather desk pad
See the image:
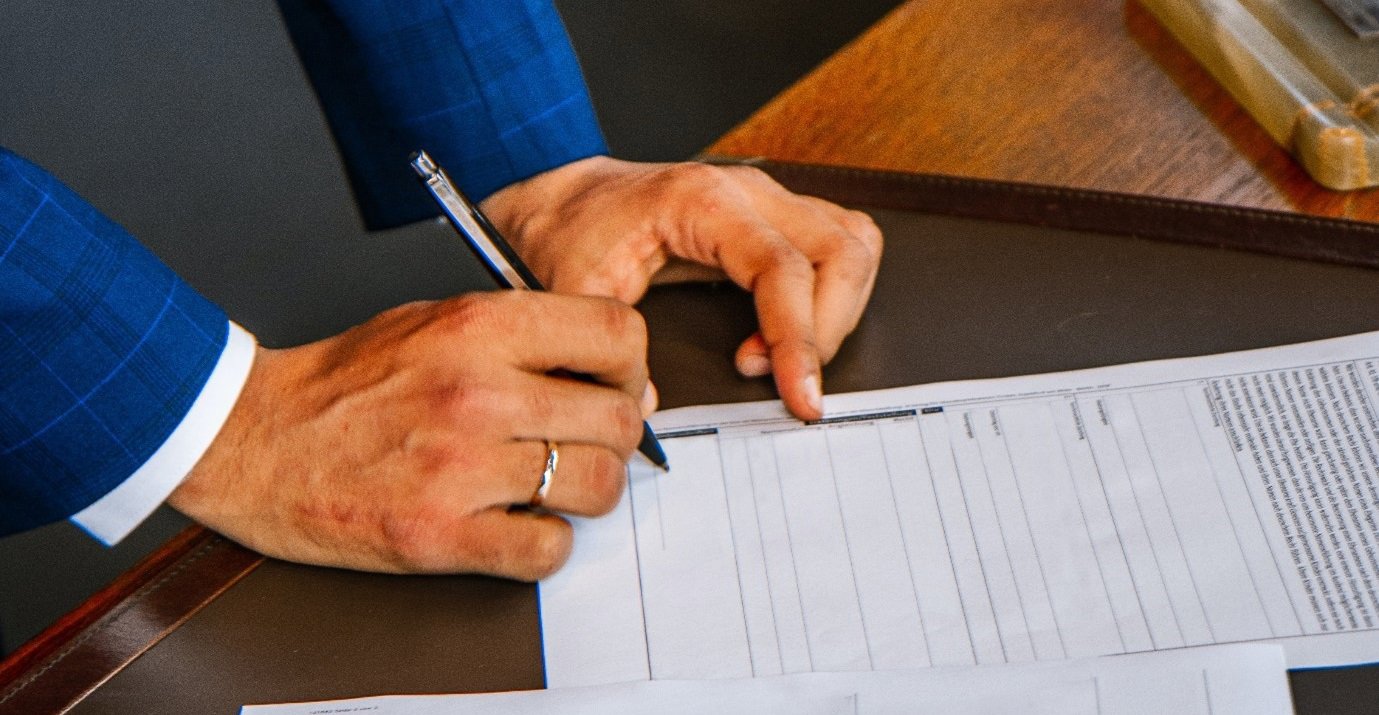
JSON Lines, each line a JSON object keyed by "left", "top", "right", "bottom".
{"left": 7, "top": 163, "right": 1379, "bottom": 713}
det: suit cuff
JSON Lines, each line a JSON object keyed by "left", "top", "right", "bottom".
{"left": 71, "top": 323, "right": 257, "bottom": 545}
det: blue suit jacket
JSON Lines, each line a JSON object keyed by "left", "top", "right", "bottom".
{"left": 0, "top": 0, "right": 606, "bottom": 536}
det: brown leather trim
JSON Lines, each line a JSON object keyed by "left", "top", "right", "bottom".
{"left": 708, "top": 157, "right": 1379, "bottom": 270}
{"left": 0, "top": 527, "right": 264, "bottom": 714}
{"left": 0, "top": 526, "right": 209, "bottom": 688}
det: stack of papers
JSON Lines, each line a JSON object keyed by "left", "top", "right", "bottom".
{"left": 250, "top": 331, "right": 1379, "bottom": 713}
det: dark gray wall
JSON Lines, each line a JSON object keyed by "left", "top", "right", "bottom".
{"left": 0, "top": 0, "right": 897, "bottom": 655}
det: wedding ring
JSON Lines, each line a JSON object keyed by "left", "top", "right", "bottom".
{"left": 531, "top": 441, "right": 558, "bottom": 508}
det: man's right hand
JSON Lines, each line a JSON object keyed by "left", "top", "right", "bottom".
{"left": 168, "top": 291, "right": 653, "bottom": 581}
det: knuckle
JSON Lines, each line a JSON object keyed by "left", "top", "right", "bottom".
{"left": 373, "top": 299, "right": 429, "bottom": 326}
{"left": 844, "top": 210, "right": 884, "bottom": 254}
{"left": 433, "top": 293, "right": 503, "bottom": 341}
{"left": 687, "top": 188, "right": 726, "bottom": 217}
{"left": 597, "top": 299, "right": 630, "bottom": 336}
{"left": 411, "top": 440, "right": 462, "bottom": 477}
{"left": 586, "top": 452, "right": 628, "bottom": 516}
{"left": 723, "top": 163, "right": 773, "bottom": 185}
{"left": 408, "top": 433, "right": 488, "bottom": 482}
{"left": 379, "top": 511, "right": 439, "bottom": 571}
{"left": 661, "top": 163, "right": 732, "bottom": 211}
{"left": 570, "top": 271, "right": 615, "bottom": 298}
{"left": 434, "top": 382, "right": 500, "bottom": 425}
{"left": 608, "top": 398, "right": 644, "bottom": 449}
{"left": 522, "top": 385, "right": 558, "bottom": 426}
{"left": 766, "top": 241, "right": 811, "bottom": 275}
{"left": 597, "top": 300, "right": 645, "bottom": 347}
{"left": 623, "top": 306, "right": 649, "bottom": 351}
{"left": 668, "top": 160, "right": 723, "bottom": 188}
{"left": 835, "top": 237, "right": 879, "bottom": 280}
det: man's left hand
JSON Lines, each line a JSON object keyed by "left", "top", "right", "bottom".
{"left": 481, "top": 156, "right": 883, "bottom": 421}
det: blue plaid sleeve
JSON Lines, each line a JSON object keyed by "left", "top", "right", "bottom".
{"left": 276, "top": 0, "right": 609, "bottom": 230}
{"left": 0, "top": 148, "right": 229, "bottom": 536}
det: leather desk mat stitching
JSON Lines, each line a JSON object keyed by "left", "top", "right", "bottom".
{"left": 6, "top": 161, "right": 1379, "bottom": 713}
{"left": 0, "top": 533, "right": 262, "bottom": 714}
{"left": 1, "top": 539, "right": 221, "bottom": 699}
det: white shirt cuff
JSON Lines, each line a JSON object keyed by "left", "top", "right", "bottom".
{"left": 71, "top": 322, "right": 257, "bottom": 545}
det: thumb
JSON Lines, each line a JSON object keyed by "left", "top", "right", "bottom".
{"left": 735, "top": 332, "right": 772, "bottom": 378}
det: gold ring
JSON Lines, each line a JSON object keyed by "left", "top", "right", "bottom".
{"left": 531, "top": 441, "right": 558, "bottom": 508}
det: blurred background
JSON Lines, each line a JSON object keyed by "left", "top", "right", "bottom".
{"left": 0, "top": 0, "right": 898, "bottom": 655}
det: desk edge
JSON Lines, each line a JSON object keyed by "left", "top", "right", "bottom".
{"left": 0, "top": 527, "right": 264, "bottom": 714}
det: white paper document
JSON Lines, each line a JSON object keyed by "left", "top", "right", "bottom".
{"left": 542, "top": 331, "right": 1379, "bottom": 685}
{"left": 241, "top": 644, "right": 1291, "bottom": 714}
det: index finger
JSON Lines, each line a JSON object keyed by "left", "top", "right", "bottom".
{"left": 482, "top": 292, "right": 650, "bottom": 398}
{"left": 731, "top": 170, "right": 882, "bottom": 364}
{"left": 780, "top": 196, "right": 883, "bottom": 362}
{"left": 709, "top": 217, "right": 824, "bottom": 420}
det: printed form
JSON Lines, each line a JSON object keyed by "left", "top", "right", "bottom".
{"left": 541, "top": 331, "right": 1379, "bottom": 687}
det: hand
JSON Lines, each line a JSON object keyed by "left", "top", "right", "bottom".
{"left": 481, "top": 157, "right": 882, "bottom": 421}
{"left": 169, "top": 292, "right": 652, "bottom": 580}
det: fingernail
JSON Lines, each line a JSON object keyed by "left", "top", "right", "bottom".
{"left": 803, "top": 374, "right": 823, "bottom": 415}
{"left": 641, "top": 382, "right": 660, "bottom": 416}
{"left": 738, "top": 354, "right": 771, "bottom": 378}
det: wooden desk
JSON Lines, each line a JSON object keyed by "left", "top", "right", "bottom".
{"left": 709, "top": 0, "right": 1379, "bottom": 220}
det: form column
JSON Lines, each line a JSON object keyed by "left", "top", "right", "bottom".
{"left": 629, "top": 432, "right": 753, "bottom": 679}
{"left": 826, "top": 418, "right": 929, "bottom": 670}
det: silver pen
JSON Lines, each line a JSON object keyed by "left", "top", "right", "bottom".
{"left": 410, "top": 151, "right": 669, "bottom": 470}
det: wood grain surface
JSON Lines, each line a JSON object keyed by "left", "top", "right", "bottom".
{"left": 708, "top": 0, "right": 1379, "bottom": 220}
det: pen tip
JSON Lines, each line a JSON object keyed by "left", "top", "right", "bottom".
{"left": 639, "top": 428, "right": 669, "bottom": 472}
